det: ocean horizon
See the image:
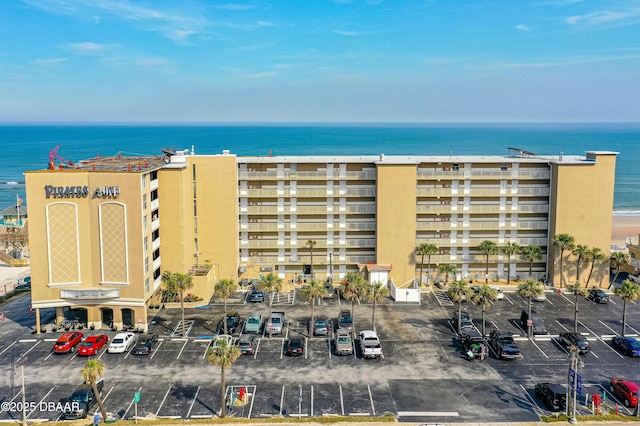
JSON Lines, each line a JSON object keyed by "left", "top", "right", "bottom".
{"left": 1, "top": 123, "right": 639, "bottom": 212}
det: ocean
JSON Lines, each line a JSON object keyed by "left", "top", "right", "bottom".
{"left": 1, "top": 123, "right": 638, "bottom": 212}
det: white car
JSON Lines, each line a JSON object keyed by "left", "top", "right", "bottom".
{"left": 490, "top": 286, "right": 505, "bottom": 300}
{"left": 107, "top": 332, "right": 137, "bottom": 353}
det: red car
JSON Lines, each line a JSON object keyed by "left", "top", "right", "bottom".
{"left": 610, "top": 378, "right": 639, "bottom": 408}
{"left": 53, "top": 332, "right": 84, "bottom": 354}
{"left": 77, "top": 335, "right": 109, "bottom": 356}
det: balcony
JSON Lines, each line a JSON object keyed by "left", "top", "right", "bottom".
{"left": 152, "top": 237, "right": 161, "bottom": 250}
{"left": 150, "top": 199, "right": 159, "bottom": 210}
{"left": 151, "top": 217, "right": 160, "bottom": 231}
{"left": 150, "top": 179, "right": 159, "bottom": 190}
{"left": 153, "top": 256, "right": 162, "bottom": 270}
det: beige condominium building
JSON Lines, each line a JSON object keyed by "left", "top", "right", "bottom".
{"left": 25, "top": 147, "right": 616, "bottom": 333}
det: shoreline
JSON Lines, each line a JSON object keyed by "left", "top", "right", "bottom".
{"left": 611, "top": 211, "right": 640, "bottom": 247}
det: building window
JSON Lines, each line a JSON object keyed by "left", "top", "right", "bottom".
{"left": 143, "top": 195, "right": 147, "bottom": 210}
{"left": 153, "top": 268, "right": 161, "bottom": 280}
{"left": 153, "top": 248, "right": 160, "bottom": 261}
{"left": 144, "top": 257, "right": 149, "bottom": 273}
{"left": 145, "top": 278, "right": 150, "bottom": 293}
{"left": 150, "top": 170, "right": 158, "bottom": 181}
{"left": 151, "top": 189, "right": 158, "bottom": 201}
{"left": 192, "top": 164, "right": 197, "bottom": 198}
{"left": 144, "top": 237, "right": 148, "bottom": 253}
{"left": 152, "top": 229, "right": 159, "bottom": 241}
{"left": 452, "top": 163, "right": 459, "bottom": 171}
{"left": 143, "top": 215, "right": 147, "bottom": 232}
{"left": 501, "top": 163, "right": 508, "bottom": 171}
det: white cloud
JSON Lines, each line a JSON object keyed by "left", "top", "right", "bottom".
{"left": 515, "top": 24, "right": 531, "bottom": 32}
{"left": 241, "top": 71, "right": 277, "bottom": 79}
{"left": 215, "top": 4, "right": 256, "bottom": 11}
{"left": 62, "top": 42, "right": 119, "bottom": 56}
{"left": 334, "top": 29, "right": 362, "bottom": 36}
{"left": 33, "top": 58, "right": 67, "bottom": 65}
{"left": 565, "top": 8, "right": 640, "bottom": 26}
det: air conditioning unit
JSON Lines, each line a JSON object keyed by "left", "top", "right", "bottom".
{"left": 238, "top": 265, "right": 246, "bottom": 273}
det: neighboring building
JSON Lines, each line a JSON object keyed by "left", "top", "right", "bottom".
{"left": 627, "top": 234, "right": 640, "bottom": 276}
{"left": 25, "top": 148, "right": 617, "bottom": 333}
{"left": 0, "top": 202, "right": 29, "bottom": 266}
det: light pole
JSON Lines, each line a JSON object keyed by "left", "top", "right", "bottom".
{"left": 567, "top": 345, "right": 583, "bottom": 424}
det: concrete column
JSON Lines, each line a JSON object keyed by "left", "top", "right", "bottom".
{"left": 35, "top": 308, "right": 41, "bottom": 334}
{"left": 55, "top": 306, "right": 65, "bottom": 326}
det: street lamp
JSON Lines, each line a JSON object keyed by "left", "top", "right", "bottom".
{"left": 567, "top": 345, "right": 584, "bottom": 424}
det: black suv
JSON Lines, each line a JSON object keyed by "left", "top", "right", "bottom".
{"left": 132, "top": 333, "right": 158, "bottom": 355}
{"left": 535, "top": 382, "right": 566, "bottom": 411}
{"left": 559, "top": 332, "right": 591, "bottom": 353}
{"left": 63, "top": 379, "right": 105, "bottom": 419}
{"left": 587, "top": 288, "right": 609, "bottom": 304}
{"left": 217, "top": 312, "right": 241, "bottom": 334}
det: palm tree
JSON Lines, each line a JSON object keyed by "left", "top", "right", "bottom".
{"left": 367, "top": 282, "right": 390, "bottom": 331}
{"left": 80, "top": 359, "right": 107, "bottom": 422}
{"left": 258, "top": 272, "right": 283, "bottom": 338}
{"left": 472, "top": 284, "right": 499, "bottom": 336}
{"left": 585, "top": 247, "right": 606, "bottom": 286}
{"left": 214, "top": 278, "right": 239, "bottom": 335}
{"left": 501, "top": 242, "right": 520, "bottom": 284}
{"left": 521, "top": 244, "right": 542, "bottom": 278}
{"left": 517, "top": 278, "right": 544, "bottom": 338}
{"left": 415, "top": 243, "right": 438, "bottom": 286}
{"left": 437, "top": 264, "right": 457, "bottom": 286}
{"left": 478, "top": 240, "right": 498, "bottom": 284}
{"left": 447, "top": 280, "right": 472, "bottom": 334}
{"left": 299, "top": 280, "right": 328, "bottom": 335}
{"left": 609, "top": 252, "right": 630, "bottom": 289}
{"left": 566, "top": 281, "right": 588, "bottom": 333}
{"left": 572, "top": 244, "right": 590, "bottom": 282}
{"left": 162, "top": 271, "right": 194, "bottom": 337}
{"left": 207, "top": 337, "right": 241, "bottom": 418}
{"left": 340, "top": 272, "right": 369, "bottom": 335}
{"left": 552, "top": 233, "right": 575, "bottom": 288}
{"left": 306, "top": 240, "right": 317, "bottom": 279}
{"left": 614, "top": 279, "right": 640, "bottom": 336}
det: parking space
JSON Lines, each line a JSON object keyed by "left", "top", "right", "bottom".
{"left": 2, "top": 286, "right": 640, "bottom": 423}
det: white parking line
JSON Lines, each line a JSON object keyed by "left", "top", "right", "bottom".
{"left": 247, "top": 385, "right": 256, "bottom": 418}
{"left": 579, "top": 321, "right": 623, "bottom": 359}
{"left": 176, "top": 339, "right": 189, "bottom": 360}
{"left": 503, "top": 293, "right": 516, "bottom": 305}
{"left": 26, "top": 386, "right": 54, "bottom": 419}
{"left": 529, "top": 339, "right": 549, "bottom": 358}
{"left": 199, "top": 340, "right": 210, "bottom": 360}
{"left": 156, "top": 386, "right": 172, "bottom": 416}
{"left": 186, "top": 385, "right": 200, "bottom": 418}
{"left": 253, "top": 338, "right": 261, "bottom": 360}
{"left": 310, "top": 385, "right": 314, "bottom": 417}
{"left": 23, "top": 340, "right": 41, "bottom": 357}
{"left": 339, "top": 385, "right": 345, "bottom": 416}
{"left": 559, "top": 292, "right": 574, "bottom": 305}
{"left": 0, "top": 341, "right": 17, "bottom": 355}
{"left": 150, "top": 340, "right": 163, "bottom": 360}
{"left": 555, "top": 320, "right": 570, "bottom": 332}
{"left": 598, "top": 385, "right": 633, "bottom": 415}
{"left": 279, "top": 385, "right": 285, "bottom": 416}
{"left": 625, "top": 323, "right": 640, "bottom": 335}
{"left": 93, "top": 386, "right": 115, "bottom": 415}
{"left": 519, "top": 384, "right": 544, "bottom": 414}
{"left": 599, "top": 320, "right": 619, "bottom": 336}
{"left": 280, "top": 339, "right": 284, "bottom": 359}
{"left": 368, "top": 385, "right": 375, "bottom": 415}
{"left": 304, "top": 338, "right": 308, "bottom": 360}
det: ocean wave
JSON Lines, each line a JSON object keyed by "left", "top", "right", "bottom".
{"left": 613, "top": 210, "right": 640, "bottom": 216}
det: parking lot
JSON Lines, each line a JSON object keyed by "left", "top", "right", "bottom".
{"left": 0, "top": 287, "right": 638, "bottom": 423}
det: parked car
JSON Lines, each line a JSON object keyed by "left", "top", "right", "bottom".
{"left": 609, "top": 378, "right": 639, "bottom": 407}
{"left": 359, "top": 330, "right": 383, "bottom": 359}
{"left": 15, "top": 282, "right": 31, "bottom": 291}
{"left": 245, "top": 312, "right": 263, "bottom": 334}
{"left": 535, "top": 382, "right": 567, "bottom": 411}
{"left": 132, "top": 334, "right": 158, "bottom": 355}
{"left": 612, "top": 336, "right": 640, "bottom": 357}
{"left": 488, "top": 330, "right": 520, "bottom": 360}
{"left": 323, "top": 281, "right": 335, "bottom": 299}
{"left": 237, "top": 334, "right": 256, "bottom": 355}
{"left": 558, "top": 332, "right": 591, "bottom": 353}
{"left": 587, "top": 288, "right": 609, "bottom": 304}
{"left": 533, "top": 292, "right": 547, "bottom": 302}
{"left": 213, "top": 334, "right": 233, "bottom": 349}
{"left": 461, "top": 329, "right": 487, "bottom": 361}
{"left": 452, "top": 310, "right": 474, "bottom": 332}
{"left": 53, "top": 332, "right": 84, "bottom": 354}
{"left": 338, "top": 310, "right": 353, "bottom": 331}
{"left": 335, "top": 329, "right": 353, "bottom": 355}
{"left": 77, "top": 334, "right": 108, "bottom": 356}
{"left": 248, "top": 289, "right": 265, "bottom": 303}
{"left": 313, "top": 317, "right": 330, "bottom": 336}
{"left": 520, "top": 310, "right": 546, "bottom": 335}
{"left": 107, "top": 332, "right": 137, "bottom": 353}
{"left": 62, "top": 379, "right": 104, "bottom": 420}
{"left": 267, "top": 312, "right": 285, "bottom": 335}
{"left": 480, "top": 286, "right": 503, "bottom": 300}
{"left": 285, "top": 337, "right": 305, "bottom": 356}
{"left": 217, "top": 311, "right": 241, "bottom": 334}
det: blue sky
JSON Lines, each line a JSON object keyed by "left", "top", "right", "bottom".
{"left": 1, "top": 0, "right": 639, "bottom": 123}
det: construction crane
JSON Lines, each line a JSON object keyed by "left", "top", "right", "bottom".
{"left": 49, "top": 144, "right": 75, "bottom": 170}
